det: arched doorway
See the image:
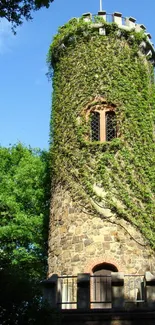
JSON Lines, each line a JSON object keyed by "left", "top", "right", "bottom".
{"left": 91, "top": 262, "right": 118, "bottom": 309}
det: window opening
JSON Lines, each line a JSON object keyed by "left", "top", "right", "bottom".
{"left": 106, "top": 111, "right": 116, "bottom": 141}
{"left": 91, "top": 111, "right": 100, "bottom": 141}
{"left": 93, "top": 263, "right": 118, "bottom": 273}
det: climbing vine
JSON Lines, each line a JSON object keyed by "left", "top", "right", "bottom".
{"left": 48, "top": 17, "right": 155, "bottom": 248}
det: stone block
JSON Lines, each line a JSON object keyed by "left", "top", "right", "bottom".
{"left": 82, "top": 13, "right": 92, "bottom": 22}
{"left": 68, "top": 225, "right": 76, "bottom": 233}
{"left": 113, "top": 12, "right": 122, "bottom": 27}
{"left": 61, "top": 251, "right": 70, "bottom": 260}
{"left": 98, "top": 11, "right": 106, "bottom": 21}
{"left": 72, "top": 236, "right": 81, "bottom": 244}
{"left": 75, "top": 227, "right": 82, "bottom": 235}
{"left": 135, "top": 24, "right": 146, "bottom": 32}
{"left": 104, "top": 235, "right": 111, "bottom": 241}
{"left": 55, "top": 249, "right": 61, "bottom": 256}
{"left": 126, "top": 17, "right": 136, "bottom": 29}
{"left": 85, "top": 245, "right": 95, "bottom": 254}
{"left": 103, "top": 242, "right": 110, "bottom": 249}
{"left": 93, "top": 235, "right": 103, "bottom": 242}
{"left": 75, "top": 243, "right": 83, "bottom": 252}
{"left": 71, "top": 254, "right": 80, "bottom": 262}
{"left": 84, "top": 239, "right": 93, "bottom": 246}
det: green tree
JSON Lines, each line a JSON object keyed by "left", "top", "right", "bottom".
{"left": 0, "top": 0, "right": 54, "bottom": 31}
{"left": 0, "top": 143, "right": 51, "bottom": 324}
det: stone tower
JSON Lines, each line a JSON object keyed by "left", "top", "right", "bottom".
{"left": 47, "top": 11, "right": 155, "bottom": 277}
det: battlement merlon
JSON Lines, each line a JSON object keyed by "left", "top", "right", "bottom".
{"left": 81, "top": 12, "right": 155, "bottom": 65}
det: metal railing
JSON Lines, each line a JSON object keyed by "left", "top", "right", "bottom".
{"left": 56, "top": 274, "right": 145, "bottom": 309}
{"left": 91, "top": 13, "right": 128, "bottom": 26}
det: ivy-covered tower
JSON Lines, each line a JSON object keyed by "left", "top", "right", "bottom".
{"left": 48, "top": 12, "right": 155, "bottom": 277}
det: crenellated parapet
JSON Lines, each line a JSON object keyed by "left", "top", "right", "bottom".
{"left": 81, "top": 11, "right": 155, "bottom": 65}
{"left": 48, "top": 11, "right": 155, "bottom": 68}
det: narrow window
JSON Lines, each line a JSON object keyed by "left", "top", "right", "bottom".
{"left": 106, "top": 111, "right": 116, "bottom": 141}
{"left": 91, "top": 111, "right": 100, "bottom": 141}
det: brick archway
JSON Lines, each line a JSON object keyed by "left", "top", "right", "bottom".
{"left": 84, "top": 256, "right": 123, "bottom": 274}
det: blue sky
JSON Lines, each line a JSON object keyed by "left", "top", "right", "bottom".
{"left": 0, "top": 0, "right": 155, "bottom": 150}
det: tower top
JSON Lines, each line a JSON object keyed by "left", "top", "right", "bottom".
{"left": 49, "top": 11, "right": 155, "bottom": 68}
{"left": 82, "top": 11, "right": 154, "bottom": 51}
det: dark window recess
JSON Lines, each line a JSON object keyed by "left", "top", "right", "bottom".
{"left": 91, "top": 111, "right": 100, "bottom": 141}
{"left": 106, "top": 111, "right": 116, "bottom": 141}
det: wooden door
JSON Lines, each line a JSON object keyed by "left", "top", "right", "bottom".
{"left": 92, "top": 269, "right": 112, "bottom": 308}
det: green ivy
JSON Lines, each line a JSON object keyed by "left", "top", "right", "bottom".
{"left": 48, "top": 18, "right": 155, "bottom": 248}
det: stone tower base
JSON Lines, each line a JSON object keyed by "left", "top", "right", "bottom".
{"left": 48, "top": 186, "right": 155, "bottom": 276}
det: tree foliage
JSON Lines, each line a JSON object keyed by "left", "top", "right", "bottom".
{"left": 0, "top": 0, "right": 54, "bottom": 31}
{"left": 0, "top": 143, "right": 51, "bottom": 324}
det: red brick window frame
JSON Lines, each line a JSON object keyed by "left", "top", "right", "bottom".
{"left": 84, "top": 97, "right": 117, "bottom": 142}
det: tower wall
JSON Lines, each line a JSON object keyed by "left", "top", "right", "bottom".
{"left": 48, "top": 186, "right": 155, "bottom": 276}
{"left": 48, "top": 14, "right": 155, "bottom": 276}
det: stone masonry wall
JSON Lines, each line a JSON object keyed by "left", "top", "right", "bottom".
{"left": 48, "top": 186, "right": 155, "bottom": 276}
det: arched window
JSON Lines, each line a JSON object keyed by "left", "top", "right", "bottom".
{"left": 91, "top": 263, "right": 118, "bottom": 308}
{"left": 93, "top": 262, "right": 118, "bottom": 273}
{"left": 90, "top": 110, "right": 116, "bottom": 142}
{"left": 83, "top": 97, "right": 117, "bottom": 143}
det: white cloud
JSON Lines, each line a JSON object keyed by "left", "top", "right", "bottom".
{"left": 0, "top": 19, "right": 13, "bottom": 54}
